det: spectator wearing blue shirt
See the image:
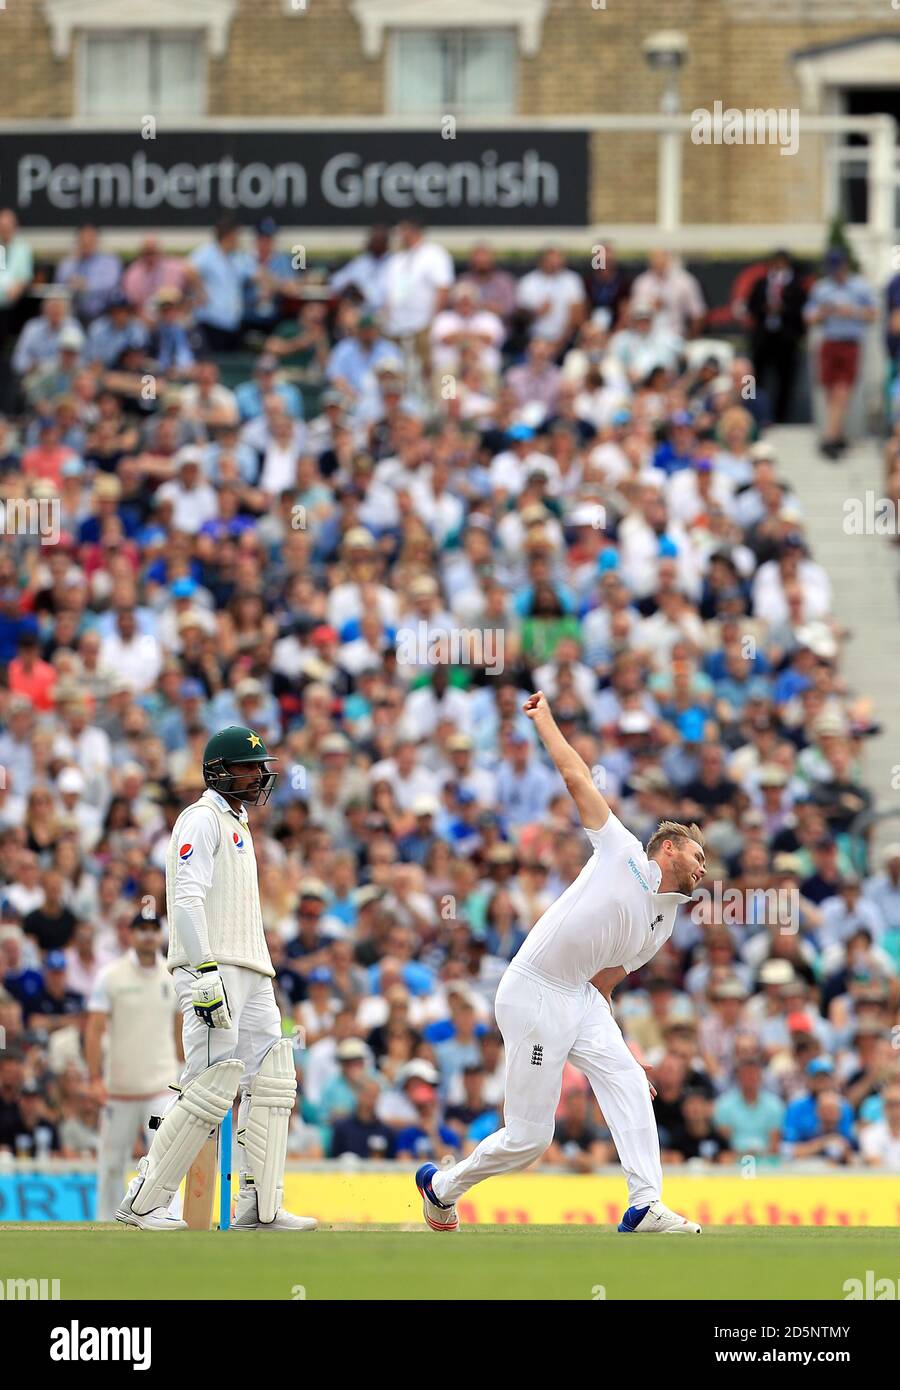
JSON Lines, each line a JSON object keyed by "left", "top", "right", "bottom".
{"left": 713, "top": 1054, "right": 785, "bottom": 1155}
{"left": 427, "top": 989, "right": 484, "bottom": 1096}
{"left": 189, "top": 218, "right": 253, "bottom": 353}
{"left": 444, "top": 1065, "right": 500, "bottom": 1152}
{"left": 326, "top": 309, "right": 398, "bottom": 404}
{"left": 781, "top": 1057, "right": 856, "bottom": 1160}
{"left": 394, "top": 1069, "right": 460, "bottom": 1162}
{"left": 86, "top": 293, "right": 150, "bottom": 369}
{"left": 149, "top": 288, "right": 200, "bottom": 378}
{"left": 653, "top": 410, "right": 697, "bottom": 476}
{"left": 55, "top": 225, "right": 122, "bottom": 323}
{"left": 234, "top": 354, "right": 303, "bottom": 422}
{"left": 804, "top": 249, "right": 877, "bottom": 459}
{"left": 243, "top": 219, "right": 299, "bottom": 332}
{"left": 495, "top": 728, "right": 558, "bottom": 828}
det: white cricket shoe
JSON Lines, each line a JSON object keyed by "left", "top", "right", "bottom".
{"left": 618, "top": 1200, "right": 701, "bottom": 1234}
{"left": 415, "top": 1162, "right": 459, "bottom": 1232}
{"left": 116, "top": 1163, "right": 188, "bottom": 1231}
{"left": 231, "top": 1187, "right": 318, "bottom": 1231}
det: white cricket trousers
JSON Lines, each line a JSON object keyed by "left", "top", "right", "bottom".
{"left": 431, "top": 961, "right": 662, "bottom": 1209}
{"left": 173, "top": 964, "right": 284, "bottom": 1185}
{"left": 97, "top": 1092, "right": 172, "bottom": 1221}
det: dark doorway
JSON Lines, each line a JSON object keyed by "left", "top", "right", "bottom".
{"left": 839, "top": 86, "right": 900, "bottom": 224}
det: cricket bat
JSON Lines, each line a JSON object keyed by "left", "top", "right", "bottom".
{"left": 183, "top": 1133, "right": 217, "bottom": 1230}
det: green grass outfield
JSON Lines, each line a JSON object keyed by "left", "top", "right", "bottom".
{"left": 1, "top": 1225, "right": 897, "bottom": 1299}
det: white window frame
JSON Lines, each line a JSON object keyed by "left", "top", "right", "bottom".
{"left": 76, "top": 29, "right": 208, "bottom": 120}
{"left": 43, "top": 0, "right": 236, "bottom": 60}
{"left": 386, "top": 28, "right": 518, "bottom": 118}
{"left": 349, "top": 0, "right": 548, "bottom": 60}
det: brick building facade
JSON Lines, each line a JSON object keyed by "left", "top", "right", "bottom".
{"left": 2, "top": 0, "right": 898, "bottom": 233}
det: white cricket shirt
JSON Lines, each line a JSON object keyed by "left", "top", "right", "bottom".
{"left": 513, "top": 812, "right": 693, "bottom": 986}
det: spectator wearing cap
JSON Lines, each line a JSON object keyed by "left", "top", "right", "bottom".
{"left": 799, "top": 836, "right": 844, "bottom": 906}
{"left": 396, "top": 796, "right": 441, "bottom": 867}
{"left": 23, "top": 321, "right": 87, "bottom": 410}
{"left": 751, "top": 530, "right": 831, "bottom": 628}
{"left": 85, "top": 291, "right": 150, "bottom": 370}
{"left": 12, "top": 290, "right": 81, "bottom": 381}
{"left": 495, "top": 725, "right": 558, "bottom": 828}
{"left": 28, "top": 948, "right": 85, "bottom": 1032}
{"left": 330, "top": 1076, "right": 396, "bottom": 1160}
{"left": 782, "top": 1058, "right": 856, "bottom": 1160}
{"left": 394, "top": 1061, "right": 459, "bottom": 1162}
{"left": 57, "top": 766, "right": 102, "bottom": 854}
{"left": 285, "top": 881, "right": 332, "bottom": 973}
{"left": 804, "top": 248, "right": 877, "bottom": 459}
{"left": 145, "top": 289, "right": 197, "bottom": 384}
{"left": 316, "top": 1035, "right": 377, "bottom": 1131}
{"left": 243, "top": 218, "right": 299, "bottom": 333}
{"left": 713, "top": 1053, "right": 785, "bottom": 1155}
{"left": 296, "top": 966, "right": 341, "bottom": 1047}
{"left": 235, "top": 352, "right": 303, "bottom": 423}
{"left": 264, "top": 293, "right": 330, "bottom": 380}
{"left": 608, "top": 301, "right": 684, "bottom": 384}
{"left": 326, "top": 306, "right": 398, "bottom": 402}
{"left": 187, "top": 217, "right": 253, "bottom": 354}
{"left": 443, "top": 1063, "right": 500, "bottom": 1151}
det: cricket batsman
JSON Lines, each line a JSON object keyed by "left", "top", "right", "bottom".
{"left": 117, "top": 726, "right": 317, "bottom": 1231}
{"left": 416, "top": 692, "right": 705, "bottom": 1235}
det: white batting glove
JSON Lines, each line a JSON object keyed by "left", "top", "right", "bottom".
{"left": 192, "top": 963, "right": 233, "bottom": 1029}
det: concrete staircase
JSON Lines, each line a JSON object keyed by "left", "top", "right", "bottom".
{"left": 768, "top": 425, "right": 900, "bottom": 858}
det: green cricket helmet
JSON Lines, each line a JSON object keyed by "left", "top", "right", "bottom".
{"left": 202, "top": 726, "right": 278, "bottom": 805}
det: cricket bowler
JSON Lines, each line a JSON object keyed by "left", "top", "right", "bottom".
{"left": 117, "top": 726, "right": 317, "bottom": 1231}
{"left": 416, "top": 692, "right": 705, "bottom": 1235}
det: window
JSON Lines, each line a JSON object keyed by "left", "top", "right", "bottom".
{"left": 81, "top": 31, "right": 205, "bottom": 117}
{"left": 389, "top": 29, "right": 516, "bottom": 117}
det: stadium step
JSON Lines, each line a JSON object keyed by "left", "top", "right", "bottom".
{"left": 767, "top": 426, "right": 900, "bottom": 855}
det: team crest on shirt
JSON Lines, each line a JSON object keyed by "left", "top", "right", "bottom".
{"left": 179, "top": 843, "right": 193, "bottom": 862}
{"left": 232, "top": 831, "right": 245, "bottom": 852}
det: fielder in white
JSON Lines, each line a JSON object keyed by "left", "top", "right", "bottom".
{"left": 117, "top": 725, "right": 317, "bottom": 1231}
{"left": 86, "top": 913, "right": 181, "bottom": 1222}
{"left": 416, "top": 691, "right": 706, "bottom": 1234}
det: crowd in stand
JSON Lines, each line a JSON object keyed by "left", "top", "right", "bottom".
{"left": 0, "top": 212, "right": 899, "bottom": 1178}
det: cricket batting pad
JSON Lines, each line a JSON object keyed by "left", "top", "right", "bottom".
{"left": 131, "top": 1059, "right": 244, "bottom": 1216}
{"left": 241, "top": 1039, "right": 296, "bottom": 1223}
